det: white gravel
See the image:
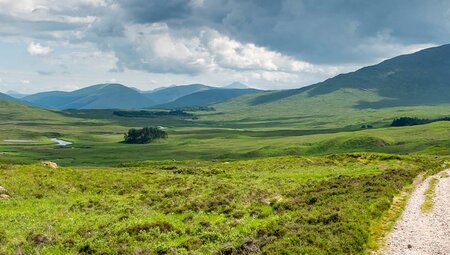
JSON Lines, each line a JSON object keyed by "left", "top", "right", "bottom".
{"left": 384, "top": 169, "right": 450, "bottom": 255}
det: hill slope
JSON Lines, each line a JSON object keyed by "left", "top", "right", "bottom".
{"left": 23, "top": 84, "right": 154, "bottom": 109}
{"left": 0, "top": 92, "right": 18, "bottom": 102}
{"left": 209, "top": 44, "right": 450, "bottom": 127}
{"left": 158, "top": 88, "right": 261, "bottom": 108}
{"left": 143, "top": 84, "right": 212, "bottom": 105}
{"left": 247, "top": 44, "right": 450, "bottom": 109}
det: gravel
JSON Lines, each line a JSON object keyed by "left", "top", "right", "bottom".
{"left": 384, "top": 169, "right": 450, "bottom": 255}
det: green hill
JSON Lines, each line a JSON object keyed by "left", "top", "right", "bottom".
{"left": 210, "top": 44, "right": 450, "bottom": 128}
{"left": 23, "top": 84, "right": 154, "bottom": 109}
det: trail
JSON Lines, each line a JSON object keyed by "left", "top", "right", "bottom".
{"left": 384, "top": 169, "right": 450, "bottom": 255}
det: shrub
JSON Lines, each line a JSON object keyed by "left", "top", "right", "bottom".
{"left": 124, "top": 127, "right": 168, "bottom": 144}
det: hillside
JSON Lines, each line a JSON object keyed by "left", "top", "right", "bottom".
{"left": 23, "top": 84, "right": 154, "bottom": 109}
{"left": 158, "top": 88, "right": 261, "bottom": 108}
{"left": 0, "top": 92, "right": 19, "bottom": 102}
{"left": 210, "top": 44, "right": 450, "bottom": 126}
{"left": 245, "top": 44, "right": 450, "bottom": 109}
{"left": 143, "top": 84, "right": 212, "bottom": 105}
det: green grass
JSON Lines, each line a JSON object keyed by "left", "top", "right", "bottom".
{"left": 1, "top": 97, "right": 450, "bottom": 166}
{"left": 421, "top": 177, "right": 439, "bottom": 213}
{"left": 0, "top": 154, "right": 444, "bottom": 254}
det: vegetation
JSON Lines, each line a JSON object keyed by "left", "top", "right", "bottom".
{"left": 124, "top": 127, "right": 168, "bottom": 144}
{"left": 421, "top": 177, "right": 439, "bottom": 213}
{"left": 173, "top": 106, "right": 216, "bottom": 112}
{"left": 391, "top": 116, "right": 450, "bottom": 127}
{"left": 0, "top": 154, "right": 444, "bottom": 254}
{"left": 113, "top": 110, "right": 193, "bottom": 118}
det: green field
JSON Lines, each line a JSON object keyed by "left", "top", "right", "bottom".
{"left": 0, "top": 154, "right": 445, "bottom": 254}
{"left": 1, "top": 97, "right": 450, "bottom": 254}
{"left": 0, "top": 99, "right": 449, "bottom": 166}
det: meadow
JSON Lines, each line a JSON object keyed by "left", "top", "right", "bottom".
{"left": 1, "top": 98, "right": 450, "bottom": 254}
{"left": 0, "top": 154, "right": 446, "bottom": 254}
{"left": 0, "top": 99, "right": 449, "bottom": 166}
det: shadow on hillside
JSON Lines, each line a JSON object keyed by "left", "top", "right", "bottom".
{"left": 249, "top": 86, "right": 311, "bottom": 106}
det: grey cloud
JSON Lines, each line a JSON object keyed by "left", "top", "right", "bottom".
{"left": 112, "top": 0, "right": 450, "bottom": 64}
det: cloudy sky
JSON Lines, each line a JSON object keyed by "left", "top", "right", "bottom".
{"left": 0, "top": 0, "right": 449, "bottom": 93}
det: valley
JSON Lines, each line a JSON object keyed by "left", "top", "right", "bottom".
{"left": 1, "top": 44, "right": 450, "bottom": 254}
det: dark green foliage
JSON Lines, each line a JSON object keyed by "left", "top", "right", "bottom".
{"left": 391, "top": 117, "right": 431, "bottom": 126}
{"left": 391, "top": 116, "right": 450, "bottom": 126}
{"left": 173, "top": 106, "right": 216, "bottom": 112}
{"left": 113, "top": 110, "right": 193, "bottom": 118}
{"left": 124, "top": 127, "right": 168, "bottom": 144}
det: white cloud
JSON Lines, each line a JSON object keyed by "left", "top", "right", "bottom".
{"left": 27, "top": 42, "right": 53, "bottom": 56}
{"left": 20, "top": 79, "right": 30, "bottom": 84}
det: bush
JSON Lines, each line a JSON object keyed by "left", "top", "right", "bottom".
{"left": 124, "top": 127, "right": 168, "bottom": 144}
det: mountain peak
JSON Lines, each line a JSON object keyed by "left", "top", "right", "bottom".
{"left": 224, "top": 82, "right": 249, "bottom": 89}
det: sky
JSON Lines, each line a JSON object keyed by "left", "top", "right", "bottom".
{"left": 0, "top": 0, "right": 449, "bottom": 93}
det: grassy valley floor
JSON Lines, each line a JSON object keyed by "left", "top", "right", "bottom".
{"left": 0, "top": 154, "right": 446, "bottom": 254}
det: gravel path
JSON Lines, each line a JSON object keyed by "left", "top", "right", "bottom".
{"left": 384, "top": 169, "right": 450, "bottom": 255}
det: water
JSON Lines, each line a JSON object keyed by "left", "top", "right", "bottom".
{"left": 51, "top": 138, "right": 73, "bottom": 146}
{"left": 3, "top": 139, "right": 34, "bottom": 143}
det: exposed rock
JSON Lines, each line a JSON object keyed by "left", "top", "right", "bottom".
{"left": 0, "top": 186, "right": 7, "bottom": 195}
{"left": 0, "top": 194, "right": 10, "bottom": 199}
{"left": 42, "top": 161, "right": 58, "bottom": 169}
{"left": 0, "top": 186, "right": 10, "bottom": 199}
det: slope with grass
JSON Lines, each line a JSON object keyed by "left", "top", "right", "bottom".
{"left": 206, "top": 44, "right": 450, "bottom": 128}
{"left": 158, "top": 88, "right": 262, "bottom": 108}
{"left": 0, "top": 154, "right": 445, "bottom": 254}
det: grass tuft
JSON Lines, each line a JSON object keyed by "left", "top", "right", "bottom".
{"left": 421, "top": 177, "right": 439, "bottom": 213}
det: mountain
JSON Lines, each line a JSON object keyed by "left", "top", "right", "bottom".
{"left": 223, "top": 82, "right": 250, "bottom": 89}
{"left": 143, "top": 84, "right": 212, "bottom": 105}
{"left": 158, "top": 88, "right": 262, "bottom": 108}
{"left": 211, "top": 44, "right": 450, "bottom": 125}
{"left": 0, "top": 92, "right": 18, "bottom": 101}
{"left": 23, "top": 84, "right": 154, "bottom": 109}
{"left": 6, "top": 91, "right": 28, "bottom": 99}
{"left": 248, "top": 44, "right": 450, "bottom": 109}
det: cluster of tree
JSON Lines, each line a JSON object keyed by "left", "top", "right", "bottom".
{"left": 173, "top": 106, "right": 216, "bottom": 112}
{"left": 391, "top": 116, "right": 450, "bottom": 127}
{"left": 114, "top": 110, "right": 193, "bottom": 118}
{"left": 360, "top": 124, "right": 374, "bottom": 129}
{"left": 124, "top": 127, "right": 168, "bottom": 144}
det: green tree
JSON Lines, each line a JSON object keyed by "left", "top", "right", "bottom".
{"left": 124, "top": 127, "right": 168, "bottom": 144}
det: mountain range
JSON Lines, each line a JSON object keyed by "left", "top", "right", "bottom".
{"left": 2, "top": 44, "right": 450, "bottom": 111}
{"left": 15, "top": 82, "right": 258, "bottom": 110}
{"left": 221, "top": 44, "right": 450, "bottom": 112}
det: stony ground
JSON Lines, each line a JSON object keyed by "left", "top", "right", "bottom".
{"left": 385, "top": 169, "right": 450, "bottom": 255}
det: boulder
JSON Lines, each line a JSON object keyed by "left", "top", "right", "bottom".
{"left": 42, "top": 161, "right": 58, "bottom": 169}
{"left": 0, "top": 186, "right": 10, "bottom": 199}
{"left": 0, "top": 194, "right": 10, "bottom": 199}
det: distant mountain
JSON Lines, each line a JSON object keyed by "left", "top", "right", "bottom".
{"left": 23, "top": 84, "right": 154, "bottom": 109}
{"left": 143, "top": 84, "right": 212, "bottom": 105}
{"left": 0, "top": 92, "right": 18, "bottom": 101}
{"left": 6, "top": 91, "right": 28, "bottom": 99}
{"left": 223, "top": 82, "right": 250, "bottom": 89}
{"left": 158, "top": 88, "right": 261, "bottom": 108}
